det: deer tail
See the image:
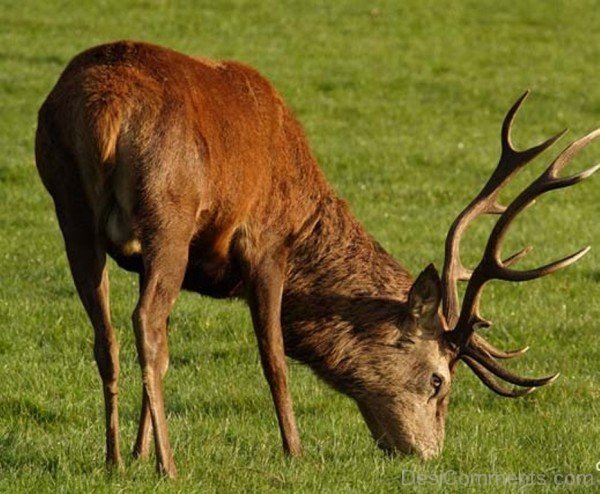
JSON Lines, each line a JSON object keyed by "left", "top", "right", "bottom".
{"left": 93, "top": 96, "right": 123, "bottom": 166}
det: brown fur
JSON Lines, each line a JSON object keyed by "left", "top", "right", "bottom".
{"left": 35, "top": 41, "right": 454, "bottom": 476}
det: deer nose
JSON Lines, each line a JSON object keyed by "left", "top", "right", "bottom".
{"left": 417, "top": 444, "right": 442, "bottom": 460}
{"left": 376, "top": 433, "right": 442, "bottom": 460}
{"left": 374, "top": 436, "right": 414, "bottom": 457}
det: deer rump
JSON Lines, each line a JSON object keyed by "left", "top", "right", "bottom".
{"left": 40, "top": 41, "right": 325, "bottom": 298}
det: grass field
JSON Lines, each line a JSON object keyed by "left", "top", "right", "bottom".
{"left": 1, "top": 0, "right": 599, "bottom": 492}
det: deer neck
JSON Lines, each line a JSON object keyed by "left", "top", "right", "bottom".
{"left": 282, "top": 195, "right": 413, "bottom": 393}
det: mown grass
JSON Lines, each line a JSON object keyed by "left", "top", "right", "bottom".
{"left": 1, "top": 1, "right": 599, "bottom": 492}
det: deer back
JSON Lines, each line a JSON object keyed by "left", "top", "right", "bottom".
{"left": 37, "top": 41, "right": 330, "bottom": 273}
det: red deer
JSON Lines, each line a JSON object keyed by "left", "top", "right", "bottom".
{"left": 35, "top": 41, "right": 599, "bottom": 477}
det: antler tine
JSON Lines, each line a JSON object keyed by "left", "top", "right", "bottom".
{"left": 441, "top": 92, "right": 565, "bottom": 327}
{"left": 552, "top": 163, "right": 600, "bottom": 188}
{"left": 464, "top": 344, "right": 560, "bottom": 387}
{"left": 462, "top": 356, "right": 536, "bottom": 397}
{"left": 502, "top": 245, "right": 533, "bottom": 268}
{"left": 500, "top": 90, "right": 529, "bottom": 154}
{"left": 498, "top": 246, "right": 590, "bottom": 282}
{"left": 501, "top": 90, "right": 568, "bottom": 164}
{"left": 471, "top": 333, "right": 529, "bottom": 359}
{"left": 549, "top": 128, "right": 600, "bottom": 177}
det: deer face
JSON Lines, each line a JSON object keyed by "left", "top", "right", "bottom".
{"left": 353, "top": 265, "right": 456, "bottom": 459}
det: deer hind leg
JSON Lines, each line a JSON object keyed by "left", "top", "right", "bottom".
{"left": 133, "top": 385, "right": 152, "bottom": 459}
{"left": 131, "top": 220, "right": 193, "bottom": 478}
{"left": 69, "top": 246, "right": 122, "bottom": 468}
{"left": 132, "top": 270, "right": 152, "bottom": 460}
{"left": 134, "top": 302, "right": 178, "bottom": 460}
{"left": 42, "top": 168, "right": 122, "bottom": 467}
{"left": 133, "top": 271, "right": 160, "bottom": 460}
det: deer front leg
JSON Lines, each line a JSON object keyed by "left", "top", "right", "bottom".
{"left": 243, "top": 249, "right": 302, "bottom": 457}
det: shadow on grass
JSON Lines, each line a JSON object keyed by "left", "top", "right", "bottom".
{"left": 0, "top": 397, "right": 63, "bottom": 426}
{"left": 0, "top": 429, "right": 62, "bottom": 477}
{"left": 583, "top": 269, "right": 600, "bottom": 283}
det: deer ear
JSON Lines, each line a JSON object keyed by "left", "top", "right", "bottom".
{"left": 408, "top": 264, "right": 442, "bottom": 320}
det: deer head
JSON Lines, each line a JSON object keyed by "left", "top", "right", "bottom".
{"left": 349, "top": 264, "right": 453, "bottom": 459}
{"left": 351, "top": 92, "right": 599, "bottom": 459}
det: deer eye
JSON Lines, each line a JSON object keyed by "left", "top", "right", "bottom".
{"left": 431, "top": 373, "right": 444, "bottom": 396}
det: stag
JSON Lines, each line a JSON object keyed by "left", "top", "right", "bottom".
{"left": 35, "top": 41, "right": 599, "bottom": 477}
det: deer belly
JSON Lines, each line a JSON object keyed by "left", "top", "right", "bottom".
{"left": 182, "top": 258, "right": 244, "bottom": 298}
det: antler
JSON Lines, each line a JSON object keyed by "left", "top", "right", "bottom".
{"left": 442, "top": 91, "right": 600, "bottom": 397}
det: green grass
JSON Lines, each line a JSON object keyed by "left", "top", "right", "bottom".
{"left": 1, "top": 0, "right": 599, "bottom": 492}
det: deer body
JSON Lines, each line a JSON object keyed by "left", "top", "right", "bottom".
{"left": 36, "top": 41, "right": 422, "bottom": 476}
{"left": 36, "top": 41, "right": 598, "bottom": 478}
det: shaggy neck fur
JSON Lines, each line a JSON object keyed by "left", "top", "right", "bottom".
{"left": 282, "top": 194, "right": 414, "bottom": 395}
